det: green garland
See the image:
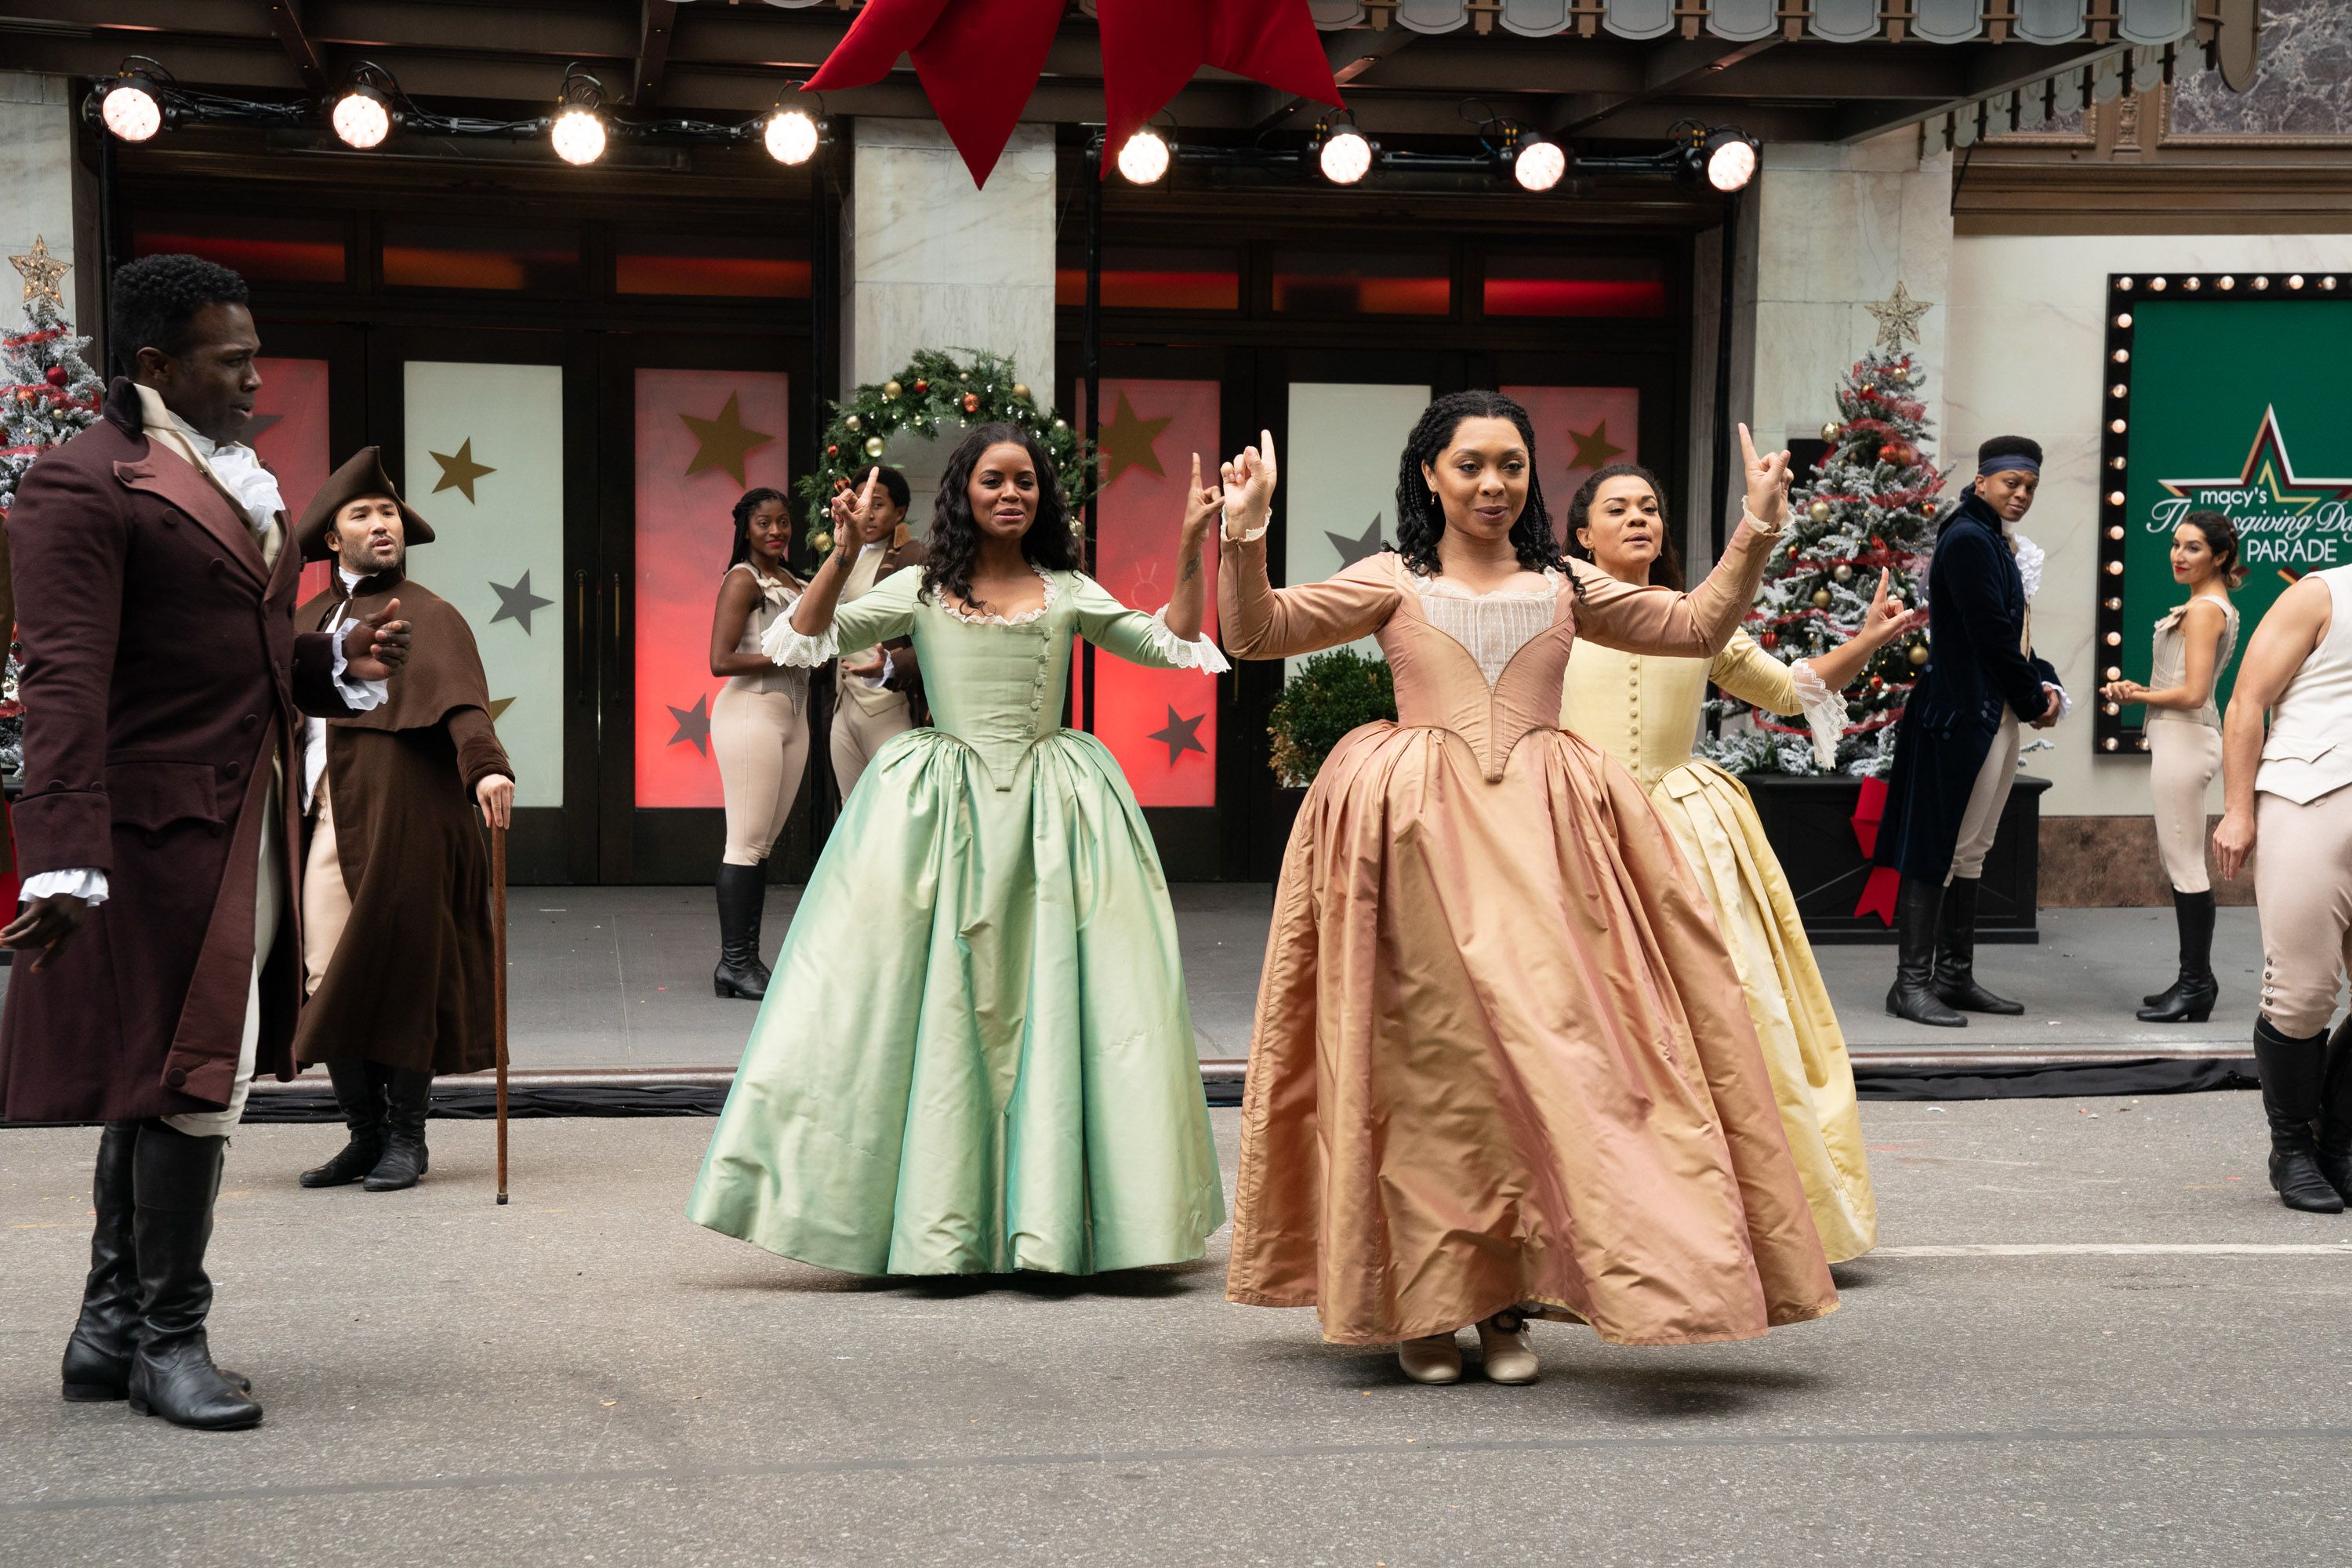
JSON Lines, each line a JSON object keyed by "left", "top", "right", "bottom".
{"left": 799, "top": 347, "right": 1097, "bottom": 551}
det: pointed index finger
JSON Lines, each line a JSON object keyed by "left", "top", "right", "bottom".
{"left": 1737, "top": 422, "right": 1759, "bottom": 469}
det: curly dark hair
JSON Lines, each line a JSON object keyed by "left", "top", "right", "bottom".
{"left": 920, "top": 423, "right": 1079, "bottom": 612}
{"left": 1392, "top": 390, "right": 1565, "bottom": 580}
{"left": 111, "top": 252, "right": 250, "bottom": 376}
{"left": 1561, "top": 462, "right": 1685, "bottom": 591}
{"left": 727, "top": 485, "right": 796, "bottom": 572}
{"left": 2177, "top": 507, "right": 2250, "bottom": 590}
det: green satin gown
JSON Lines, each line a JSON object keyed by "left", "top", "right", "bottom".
{"left": 687, "top": 564, "right": 1229, "bottom": 1276}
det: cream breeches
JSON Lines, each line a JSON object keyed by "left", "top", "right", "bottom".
{"left": 301, "top": 775, "right": 354, "bottom": 998}
{"left": 713, "top": 684, "right": 809, "bottom": 866}
{"left": 2254, "top": 789, "right": 2352, "bottom": 1036}
{"left": 2147, "top": 720, "right": 2223, "bottom": 895}
{"left": 829, "top": 689, "right": 913, "bottom": 803}
{"left": 1947, "top": 710, "right": 2023, "bottom": 884}
{"left": 163, "top": 776, "right": 281, "bottom": 1138}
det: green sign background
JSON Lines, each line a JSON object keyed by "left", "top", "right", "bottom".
{"left": 2118, "top": 296, "right": 2352, "bottom": 717}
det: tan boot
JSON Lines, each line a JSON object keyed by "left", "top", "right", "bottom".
{"left": 1475, "top": 1311, "right": 1538, "bottom": 1385}
{"left": 1396, "top": 1333, "right": 1463, "bottom": 1385}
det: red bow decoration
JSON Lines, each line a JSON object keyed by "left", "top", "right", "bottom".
{"left": 1849, "top": 775, "right": 1900, "bottom": 927}
{"left": 807, "top": 0, "right": 1343, "bottom": 189}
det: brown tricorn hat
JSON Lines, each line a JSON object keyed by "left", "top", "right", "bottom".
{"left": 296, "top": 445, "right": 436, "bottom": 562}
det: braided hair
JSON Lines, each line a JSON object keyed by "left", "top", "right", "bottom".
{"left": 1392, "top": 390, "right": 1566, "bottom": 581}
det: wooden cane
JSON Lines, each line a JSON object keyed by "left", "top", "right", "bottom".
{"left": 492, "top": 820, "right": 510, "bottom": 1205}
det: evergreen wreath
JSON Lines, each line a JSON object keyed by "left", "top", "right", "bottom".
{"left": 799, "top": 347, "right": 1097, "bottom": 551}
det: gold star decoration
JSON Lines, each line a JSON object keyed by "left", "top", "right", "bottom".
{"left": 488, "top": 696, "right": 516, "bottom": 724}
{"left": 1866, "top": 281, "right": 1930, "bottom": 352}
{"left": 9, "top": 235, "right": 67, "bottom": 309}
{"left": 1096, "top": 390, "right": 1172, "bottom": 485}
{"left": 681, "top": 391, "right": 775, "bottom": 486}
{"left": 430, "top": 438, "right": 496, "bottom": 503}
{"left": 1566, "top": 419, "right": 1625, "bottom": 470}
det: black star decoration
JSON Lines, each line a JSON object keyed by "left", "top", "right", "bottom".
{"left": 1327, "top": 515, "right": 1385, "bottom": 568}
{"left": 1145, "top": 705, "right": 1207, "bottom": 766}
{"left": 667, "top": 694, "right": 712, "bottom": 757}
{"left": 488, "top": 570, "right": 554, "bottom": 633}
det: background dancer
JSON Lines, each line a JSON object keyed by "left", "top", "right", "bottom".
{"left": 1560, "top": 459, "right": 1922, "bottom": 1265}
{"left": 827, "top": 463, "right": 929, "bottom": 800}
{"left": 292, "top": 448, "right": 514, "bottom": 1194}
{"left": 706, "top": 486, "right": 808, "bottom": 1000}
{"left": 687, "top": 437, "right": 1229, "bottom": 1276}
{"left": 0, "top": 256, "right": 407, "bottom": 1432}
{"left": 2212, "top": 563, "right": 2352, "bottom": 1214}
{"left": 2103, "top": 510, "right": 2242, "bottom": 1024}
{"left": 1218, "top": 397, "right": 1835, "bottom": 1388}
{"left": 1874, "top": 435, "right": 2067, "bottom": 1028}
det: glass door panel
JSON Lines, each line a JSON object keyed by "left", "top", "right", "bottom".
{"left": 1500, "top": 384, "right": 1642, "bottom": 546}
{"left": 1281, "top": 381, "right": 1430, "bottom": 673}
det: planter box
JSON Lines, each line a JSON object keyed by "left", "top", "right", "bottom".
{"left": 1740, "top": 771, "right": 2050, "bottom": 946}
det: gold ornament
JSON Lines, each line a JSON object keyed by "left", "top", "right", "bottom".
{"left": 1811, "top": 587, "right": 1832, "bottom": 609}
{"left": 1052, "top": 418, "right": 1068, "bottom": 433}
{"left": 882, "top": 380, "right": 902, "bottom": 400}
{"left": 1865, "top": 279, "right": 1930, "bottom": 351}
{"left": 1011, "top": 383, "right": 1031, "bottom": 402}
{"left": 1907, "top": 641, "right": 1929, "bottom": 666}
{"left": 959, "top": 372, "right": 970, "bottom": 383}
{"left": 1807, "top": 499, "right": 1831, "bottom": 523}
{"left": 1820, "top": 420, "right": 1842, "bottom": 442}
{"left": 844, "top": 413, "right": 862, "bottom": 433}
{"left": 9, "top": 235, "right": 67, "bottom": 308}
{"left": 864, "top": 435, "right": 885, "bottom": 458}
{"left": 1833, "top": 564, "right": 1853, "bottom": 583}
{"left": 812, "top": 532, "right": 833, "bottom": 554}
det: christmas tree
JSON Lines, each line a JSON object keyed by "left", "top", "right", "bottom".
{"left": 1699, "top": 344, "right": 1943, "bottom": 777}
{"left": 1, "top": 246, "right": 104, "bottom": 779}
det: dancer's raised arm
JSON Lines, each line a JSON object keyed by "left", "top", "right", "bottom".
{"left": 1215, "top": 429, "right": 1400, "bottom": 661}
{"left": 1569, "top": 423, "right": 1789, "bottom": 657}
{"left": 764, "top": 469, "right": 919, "bottom": 666}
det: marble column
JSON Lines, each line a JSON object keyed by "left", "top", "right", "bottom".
{"left": 0, "top": 72, "right": 81, "bottom": 321}
{"left": 1748, "top": 130, "right": 1955, "bottom": 459}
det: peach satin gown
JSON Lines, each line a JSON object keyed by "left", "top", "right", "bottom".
{"left": 1218, "top": 522, "right": 1839, "bottom": 1347}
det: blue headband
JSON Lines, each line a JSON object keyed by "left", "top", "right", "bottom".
{"left": 1978, "top": 453, "right": 2040, "bottom": 477}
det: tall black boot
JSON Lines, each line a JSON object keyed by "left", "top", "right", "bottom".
{"left": 2252, "top": 1018, "right": 2344, "bottom": 1214}
{"left": 1886, "top": 877, "right": 1966, "bottom": 1028}
{"left": 61, "top": 1123, "right": 143, "bottom": 1401}
{"left": 2138, "top": 890, "right": 2220, "bottom": 1023}
{"left": 1933, "top": 877, "right": 2024, "bottom": 1015}
{"left": 713, "top": 862, "right": 769, "bottom": 1001}
{"left": 363, "top": 1069, "right": 434, "bottom": 1192}
{"left": 298, "top": 1059, "right": 386, "bottom": 1188}
{"left": 127, "top": 1121, "right": 264, "bottom": 1430}
{"left": 2315, "top": 1018, "right": 2352, "bottom": 1205}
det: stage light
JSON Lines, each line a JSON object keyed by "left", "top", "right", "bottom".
{"left": 1703, "top": 130, "right": 1759, "bottom": 192}
{"left": 1316, "top": 122, "right": 1373, "bottom": 185}
{"left": 1512, "top": 136, "right": 1566, "bottom": 193}
{"left": 330, "top": 71, "right": 395, "bottom": 150}
{"left": 763, "top": 107, "right": 820, "bottom": 165}
{"left": 97, "top": 66, "right": 165, "bottom": 143}
{"left": 1116, "top": 129, "right": 1171, "bottom": 185}
{"left": 550, "top": 66, "right": 608, "bottom": 165}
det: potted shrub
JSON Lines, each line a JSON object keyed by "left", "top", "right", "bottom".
{"left": 1263, "top": 648, "right": 1396, "bottom": 851}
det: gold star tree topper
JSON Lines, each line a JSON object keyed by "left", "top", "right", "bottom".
{"left": 1865, "top": 281, "right": 1930, "bottom": 351}
{"left": 9, "top": 235, "right": 68, "bottom": 309}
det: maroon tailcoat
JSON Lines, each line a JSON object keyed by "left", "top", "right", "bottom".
{"left": 0, "top": 379, "right": 361, "bottom": 1123}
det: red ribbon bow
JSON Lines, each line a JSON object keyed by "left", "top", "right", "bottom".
{"left": 1849, "top": 775, "right": 1900, "bottom": 927}
{"left": 808, "top": 0, "right": 1343, "bottom": 188}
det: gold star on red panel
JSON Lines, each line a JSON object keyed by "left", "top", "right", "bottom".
{"left": 681, "top": 391, "right": 775, "bottom": 485}
{"left": 1567, "top": 419, "right": 1625, "bottom": 470}
{"left": 1097, "top": 390, "right": 1172, "bottom": 485}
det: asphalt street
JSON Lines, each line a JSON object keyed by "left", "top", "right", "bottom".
{"left": 5, "top": 1094, "right": 2349, "bottom": 1566}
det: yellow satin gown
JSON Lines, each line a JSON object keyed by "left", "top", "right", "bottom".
{"left": 1560, "top": 633, "right": 1878, "bottom": 1261}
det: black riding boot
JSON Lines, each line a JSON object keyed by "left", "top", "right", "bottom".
{"left": 363, "top": 1069, "right": 434, "bottom": 1192}
{"left": 713, "top": 862, "right": 769, "bottom": 1001}
{"left": 127, "top": 1121, "right": 264, "bottom": 1430}
{"left": 298, "top": 1059, "right": 386, "bottom": 1188}
{"left": 1886, "top": 877, "right": 1965, "bottom": 1027}
{"left": 2252, "top": 1017, "right": 2344, "bottom": 1214}
{"left": 1933, "top": 877, "right": 2024, "bottom": 1015}
{"left": 2137, "top": 890, "right": 2220, "bottom": 1023}
{"left": 2315, "top": 1018, "right": 2352, "bottom": 1206}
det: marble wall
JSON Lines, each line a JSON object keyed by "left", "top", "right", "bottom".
{"left": 1944, "top": 231, "right": 2352, "bottom": 827}
{"left": 2169, "top": 0, "right": 2352, "bottom": 137}
{"left": 0, "top": 72, "right": 78, "bottom": 319}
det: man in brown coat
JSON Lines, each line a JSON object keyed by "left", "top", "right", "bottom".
{"left": 292, "top": 448, "right": 514, "bottom": 1194}
{"left": 0, "top": 256, "right": 409, "bottom": 1432}
{"left": 827, "top": 463, "right": 928, "bottom": 798}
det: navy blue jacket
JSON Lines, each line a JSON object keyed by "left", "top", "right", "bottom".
{"left": 1872, "top": 486, "right": 2060, "bottom": 882}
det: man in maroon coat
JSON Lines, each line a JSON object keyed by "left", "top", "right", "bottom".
{"left": 0, "top": 256, "right": 409, "bottom": 1432}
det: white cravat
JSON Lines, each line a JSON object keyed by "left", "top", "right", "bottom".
{"left": 302, "top": 567, "right": 368, "bottom": 811}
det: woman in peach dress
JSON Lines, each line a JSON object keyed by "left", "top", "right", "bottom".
{"left": 1217, "top": 393, "right": 1837, "bottom": 1386}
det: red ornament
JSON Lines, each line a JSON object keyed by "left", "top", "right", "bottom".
{"left": 961, "top": 392, "right": 981, "bottom": 413}
{"left": 44, "top": 366, "right": 67, "bottom": 387}
{"left": 1878, "top": 441, "right": 1914, "bottom": 466}
{"left": 827, "top": 444, "right": 839, "bottom": 456}
{"left": 913, "top": 379, "right": 928, "bottom": 394}
{"left": 1759, "top": 631, "right": 1777, "bottom": 651}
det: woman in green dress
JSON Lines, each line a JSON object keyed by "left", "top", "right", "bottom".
{"left": 687, "top": 425, "right": 1230, "bottom": 1276}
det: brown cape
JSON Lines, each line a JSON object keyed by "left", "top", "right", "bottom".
{"left": 292, "top": 569, "right": 510, "bottom": 1075}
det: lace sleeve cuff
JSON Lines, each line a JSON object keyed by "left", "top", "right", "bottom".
{"left": 20, "top": 867, "right": 109, "bottom": 907}
{"left": 760, "top": 615, "right": 840, "bottom": 668}
{"left": 1144, "top": 608, "right": 1234, "bottom": 673}
{"left": 1788, "top": 659, "right": 1848, "bottom": 770}
{"left": 1221, "top": 503, "right": 1272, "bottom": 544}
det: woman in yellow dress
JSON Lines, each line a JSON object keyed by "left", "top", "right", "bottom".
{"left": 1559, "top": 462, "right": 1921, "bottom": 1262}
